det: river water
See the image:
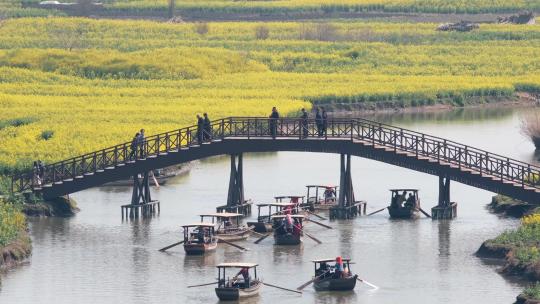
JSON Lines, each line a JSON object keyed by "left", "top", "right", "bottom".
{"left": 1, "top": 106, "right": 538, "bottom": 304}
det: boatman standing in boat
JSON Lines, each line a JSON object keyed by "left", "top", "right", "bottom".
{"left": 233, "top": 267, "right": 250, "bottom": 288}
{"left": 334, "top": 256, "right": 344, "bottom": 278}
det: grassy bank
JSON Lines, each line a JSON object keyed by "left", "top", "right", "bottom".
{"left": 479, "top": 213, "right": 540, "bottom": 302}
{"left": 0, "top": 17, "right": 539, "bottom": 172}
{"left": 0, "top": 198, "right": 31, "bottom": 270}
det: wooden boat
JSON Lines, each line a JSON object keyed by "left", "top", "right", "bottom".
{"left": 271, "top": 214, "right": 304, "bottom": 245}
{"left": 182, "top": 223, "right": 218, "bottom": 255}
{"left": 215, "top": 262, "right": 262, "bottom": 301}
{"left": 305, "top": 185, "right": 338, "bottom": 211}
{"left": 312, "top": 258, "right": 358, "bottom": 291}
{"left": 199, "top": 212, "right": 251, "bottom": 242}
{"left": 247, "top": 202, "right": 298, "bottom": 233}
{"left": 387, "top": 189, "right": 421, "bottom": 219}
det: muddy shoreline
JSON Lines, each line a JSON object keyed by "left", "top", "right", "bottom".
{"left": 0, "top": 230, "right": 31, "bottom": 273}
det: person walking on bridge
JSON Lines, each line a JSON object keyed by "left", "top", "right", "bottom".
{"left": 196, "top": 114, "right": 204, "bottom": 144}
{"left": 138, "top": 129, "right": 145, "bottom": 159}
{"left": 315, "top": 107, "right": 323, "bottom": 137}
{"left": 269, "top": 107, "right": 279, "bottom": 139}
{"left": 321, "top": 106, "right": 328, "bottom": 137}
{"left": 301, "top": 108, "right": 308, "bottom": 139}
{"left": 129, "top": 132, "right": 139, "bottom": 160}
{"left": 203, "top": 113, "right": 212, "bottom": 142}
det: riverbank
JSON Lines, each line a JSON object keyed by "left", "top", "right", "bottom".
{"left": 323, "top": 93, "right": 539, "bottom": 114}
{"left": 0, "top": 200, "right": 31, "bottom": 272}
{"left": 478, "top": 199, "right": 540, "bottom": 303}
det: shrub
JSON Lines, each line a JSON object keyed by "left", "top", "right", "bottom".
{"left": 40, "top": 130, "right": 54, "bottom": 140}
{"left": 194, "top": 22, "right": 209, "bottom": 35}
{"left": 255, "top": 25, "right": 270, "bottom": 40}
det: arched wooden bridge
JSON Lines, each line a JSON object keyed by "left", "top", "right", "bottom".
{"left": 11, "top": 117, "right": 540, "bottom": 212}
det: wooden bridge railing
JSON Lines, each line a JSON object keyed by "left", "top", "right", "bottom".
{"left": 12, "top": 117, "right": 540, "bottom": 194}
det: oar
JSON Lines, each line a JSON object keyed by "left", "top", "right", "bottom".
{"left": 249, "top": 229, "right": 268, "bottom": 237}
{"left": 297, "top": 227, "right": 322, "bottom": 244}
{"left": 305, "top": 218, "right": 332, "bottom": 229}
{"left": 419, "top": 207, "right": 431, "bottom": 218}
{"left": 254, "top": 233, "right": 271, "bottom": 244}
{"left": 357, "top": 277, "right": 378, "bottom": 289}
{"left": 187, "top": 281, "right": 218, "bottom": 288}
{"left": 158, "top": 240, "right": 184, "bottom": 252}
{"left": 303, "top": 210, "right": 327, "bottom": 220}
{"left": 367, "top": 206, "right": 388, "bottom": 216}
{"left": 263, "top": 282, "right": 303, "bottom": 294}
{"left": 218, "top": 238, "right": 249, "bottom": 251}
{"left": 297, "top": 270, "right": 329, "bottom": 290}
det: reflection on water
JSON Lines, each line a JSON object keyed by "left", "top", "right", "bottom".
{"left": 2, "top": 105, "right": 539, "bottom": 304}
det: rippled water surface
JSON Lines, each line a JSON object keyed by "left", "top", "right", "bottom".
{"left": 2, "top": 107, "right": 538, "bottom": 304}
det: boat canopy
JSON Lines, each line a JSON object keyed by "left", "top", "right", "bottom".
{"left": 199, "top": 212, "right": 243, "bottom": 218}
{"left": 182, "top": 223, "right": 215, "bottom": 228}
{"left": 274, "top": 195, "right": 304, "bottom": 199}
{"left": 216, "top": 262, "right": 258, "bottom": 268}
{"left": 256, "top": 202, "right": 294, "bottom": 208}
{"left": 271, "top": 214, "right": 304, "bottom": 219}
{"left": 312, "top": 258, "right": 352, "bottom": 263}
{"left": 306, "top": 185, "right": 337, "bottom": 188}
{"left": 390, "top": 189, "right": 419, "bottom": 192}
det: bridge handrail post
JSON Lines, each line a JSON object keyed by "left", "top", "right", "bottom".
{"left": 527, "top": 164, "right": 531, "bottom": 187}
{"left": 92, "top": 153, "right": 97, "bottom": 172}
{"left": 166, "top": 133, "right": 170, "bottom": 151}
{"left": 393, "top": 130, "right": 397, "bottom": 152}
{"left": 350, "top": 121, "right": 354, "bottom": 141}
{"left": 464, "top": 146, "right": 468, "bottom": 168}
{"left": 247, "top": 118, "right": 251, "bottom": 139}
{"left": 421, "top": 134, "right": 425, "bottom": 156}
{"left": 415, "top": 135, "right": 419, "bottom": 157}
{"left": 177, "top": 129, "right": 181, "bottom": 148}
{"left": 458, "top": 147, "right": 462, "bottom": 169}
{"left": 71, "top": 161, "right": 76, "bottom": 178}
{"left": 221, "top": 119, "right": 225, "bottom": 139}
{"left": 156, "top": 134, "right": 161, "bottom": 154}
{"left": 114, "top": 146, "right": 118, "bottom": 166}
{"left": 437, "top": 142, "right": 440, "bottom": 162}
{"left": 479, "top": 154, "right": 483, "bottom": 176}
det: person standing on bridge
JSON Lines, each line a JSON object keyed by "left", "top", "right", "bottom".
{"left": 203, "top": 113, "right": 212, "bottom": 142}
{"left": 129, "top": 132, "right": 139, "bottom": 160}
{"left": 315, "top": 107, "right": 323, "bottom": 137}
{"left": 301, "top": 108, "right": 308, "bottom": 139}
{"left": 196, "top": 114, "right": 204, "bottom": 144}
{"left": 269, "top": 107, "right": 279, "bottom": 139}
{"left": 321, "top": 106, "right": 328, "bottom": 137}
{"left": 138, "top": 129, "right": 145, "bottom": 159}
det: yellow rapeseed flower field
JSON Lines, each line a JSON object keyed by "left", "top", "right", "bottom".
{"left": 0, "top": 17, "right": 539, "bottom": 171}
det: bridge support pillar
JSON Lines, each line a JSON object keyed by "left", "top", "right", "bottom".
{"left": 216, "top": 154, "right": 251, "bottom": 216}
{"left": 431, "top": 175, "right": 457, "bottom": 220}
{"left": 121, "top": 171, "right": 160, "bottom": 219}
{"left": 330, "top": 154, "right": 366, "bottom": 219}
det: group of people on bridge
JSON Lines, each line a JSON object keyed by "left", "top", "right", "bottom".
{"left": 270, "top": 106, "right": 329, "bottom": 139}
{"left": 129, "top": 129, "right": 146, "bottom": 160}
{"left": 196, "top": 113, "right": 212, "bottom": 144}
{"left": 32, "top": 160, "right": 45, "bottom": 186}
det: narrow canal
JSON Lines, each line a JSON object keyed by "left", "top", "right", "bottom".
{"left": 1, "top": 107, "right": 537, "bottom": 303}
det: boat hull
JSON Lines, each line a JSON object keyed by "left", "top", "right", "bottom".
{"left": 216, "top": 229, "right": 251, "bottom": 242}
{"left": 215, "top": 281, "right": 261, "bottom": 301}
{"left": 388, "top": 206, "right": 420, "bottom": 219}
{"left": 274, "top": 232, "right": 301, "bottom": 245}
{"left": 314, "top": 275, "right": 358, "bottom": 291}
{"left": 247, "top": 221, "right": 273, "bottom": 233}
{"left": 183, "top": 242, "right": 217, "bottom": 255}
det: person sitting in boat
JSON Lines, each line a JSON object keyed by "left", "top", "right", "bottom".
{"left": 197, "top": 228, "right": 205, "bottom": 243}
{"left": 391, "top": 192, "right": 399, "bottom": 208}
{"left": 398, "top": 191, "right": 407, "bottom": 207}
{"left": 233, "top": 267, "right": 250, "bottom": 288}
{"left": 334, "top": 256, "right": 344, "bottom": 279}
{"left": 324, "top": 187, "right": 336, "bottom": 202}
{"left": 405, "top": 193, "right": 415, "bottom": 208}
{"left": 316, "top": 262, "right": 329, "bottom": 277}
{"left": 284, "top": 214, "right": 293, "bottom": 233}
{"left": 223, "top": 218, "right": 233, "bottom": 230}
